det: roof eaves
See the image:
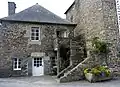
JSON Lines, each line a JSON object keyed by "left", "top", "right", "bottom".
{"left": 0, "top": 19, "right": 77, "bottom": 26}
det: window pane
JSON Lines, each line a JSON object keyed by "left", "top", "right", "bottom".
{"left": 18, "top": 65, "right": 21, "bottom": 68}
{"left": 14, "top": 60, "right": 17, "bottom": 68}
{"left": 14, "top": 58, "right": 17, "bottom": 61}
{"left": 34, "top": 64, "right": 36, "bottom": 66}
{"left": 36, "top": 37, "right": 39, "bottom": 40}
{"left": 36, "top": 29, "right": 39, "bottom": 32}
{"left": 37, "top": 61, "right": 39, "bottom": 63}
{"left": 40, "top": 61, "right": 42, "bottom": 64}
{"left": 18, "top": 59, "right": 21, "bottom": 68}
{"left": 14, "top": 62, "right": 17, "bottom": 64}
{"left": 34, "top": 58, "right": 37, "bottom": 61}
{"left": 14, "top": 64, "right": 17, "bottom": 68}
{"left": 31, "top": 29, "right": 35, "bottom": 32}
{"left": 31, "top": 33, "right": 35, "bottom": 36}
{"left": 36, "top": 33, "right": 39, "bottom": 36}
{"left": 19, "top": 62, "right": 21, "bottom": 65}
{"left": 31, "top": 37, "right": 34, "bottom": 40}
{"left": 37, "top": 64, "right": 39, "bottom": 67}
{"left": 34, "top": 61, "right": 36, "bottom": 64}
{"left": 40, "top": 58, "right": 42, "bottom": 60}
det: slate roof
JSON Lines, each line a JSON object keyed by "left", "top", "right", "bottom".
{"left": 0, "top": 3, "right": 74, "bottom": 25}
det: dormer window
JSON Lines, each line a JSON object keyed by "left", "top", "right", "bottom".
{"left": 31, "top": 27, "right": 40, "bottom": 41}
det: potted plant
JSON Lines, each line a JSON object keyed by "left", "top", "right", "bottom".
{"left": 84, "top": 66, "right": 112, "bottom": 83}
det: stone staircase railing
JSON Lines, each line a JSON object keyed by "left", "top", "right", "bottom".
{"left": 59, "top": 54, "right": 100, "bottom": 83}
{"left": 57, "top": 65, "right": 73, "bottom": 78}
{"left": 58, "top": 35, "right": 87, "bottom": 82}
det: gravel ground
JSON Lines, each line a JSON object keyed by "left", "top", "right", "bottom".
{"left": 0, "top": 76, "right": 120, "bottom": 87}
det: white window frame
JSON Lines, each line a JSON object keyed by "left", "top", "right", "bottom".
{"left": 30, "top": 27, "right": 40, "bottom": 41}
{"left": 13, "top": 58, "right": 21, "bottom": 70}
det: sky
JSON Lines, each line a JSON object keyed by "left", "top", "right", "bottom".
{"left": 0, "top": 0, "right": 74, "bottom": 19}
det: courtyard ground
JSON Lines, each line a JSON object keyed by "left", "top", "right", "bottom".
{"left": 0, "top": 76, "right": 120, "bottom": 87}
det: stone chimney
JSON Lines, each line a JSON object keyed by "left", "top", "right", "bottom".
{"left": 8, "top": 2, "right": 16, "bottom": 16}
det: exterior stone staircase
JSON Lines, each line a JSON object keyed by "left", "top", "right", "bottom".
{"left": 57, "top": 65, "right": 74, "bottom": 78}
{"left": 57, "top": 35, "right": 112, "bottom": 82}
{"left": 59, "top": 52, "right": 102, "bottom": 83}
{"left": 57, "top": 36, "right": 87, "bottom": 82}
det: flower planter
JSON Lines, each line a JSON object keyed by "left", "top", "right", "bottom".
{"left": 85, "top": 73, "right": 96, "bottom": 83}
{"left": 85, "top": 73, "right": 112, "bottom": 83}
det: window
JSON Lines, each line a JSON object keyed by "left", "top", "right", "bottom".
{"left": 61, "top": 31, "right": 69, "bottom": 38}
{"left": 34, "top": 58, "right": 42, "bottom": 67}
{"left": 31, "top": 27, "right": 40, "bottom": 41}
{"left": 13, "top": 58, "right": 21, "bottom": 70}
{"left": 56, "top": 31, "right": 69, "bottom": 38}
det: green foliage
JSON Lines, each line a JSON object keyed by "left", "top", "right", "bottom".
{"left": 84, "top": 66, "right": 111, "bottom": 77}
{"left": 92, "top": 37, "right": 107, "bottom": 53}
{"left": 91, "top": 68, "right": 101, "bottom": 76}
{"left": 84, "top": 68, "right": 91, "bottom": 74}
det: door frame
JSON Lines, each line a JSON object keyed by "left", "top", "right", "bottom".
{"left": 32, "top": 57, "right": 44, "bottom": 76}
{"left": 31, "top": 52, "right": 45, "bottom": 76}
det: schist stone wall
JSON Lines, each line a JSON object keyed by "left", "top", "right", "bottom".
{"left": 60, "top": 0, "right": 120, "bottom": 82}
{"left": 66, "top": 0, "right": 120, "bottom": 66}
{"left": 0, "top": 21, "right": 74, "bottom": 77}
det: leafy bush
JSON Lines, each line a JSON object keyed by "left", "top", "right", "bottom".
{"left": 84, "top": 66, "right": 111, "bottom": 77}
{"left": 91, "top": 68, "right": 101, "bottom": 76}
{"left": 92, "top": 37, "right": 107, "bottom": 53}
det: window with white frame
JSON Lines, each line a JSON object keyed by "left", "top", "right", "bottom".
{"left": 13, "top": 58, "right": 21, "bottom": 70}
{"left": 31, "top": 27, "right": 40, "bottom": 41}
{"left": 61, "top": 31, "right": 69, "bottom": 38}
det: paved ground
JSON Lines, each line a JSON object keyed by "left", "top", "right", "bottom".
{"left": 0, "top": 76, "right": 120, "bottom": 87}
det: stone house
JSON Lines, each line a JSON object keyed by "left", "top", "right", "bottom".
{"left": 0, "top": 0, "right": 120, "bottom": 83}
{"left": 0, "top": 2, "right": 76, "bottom": 77}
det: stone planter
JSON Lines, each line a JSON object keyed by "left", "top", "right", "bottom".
{"left": 85, "top": 73, "right": 112, "bottom": 83}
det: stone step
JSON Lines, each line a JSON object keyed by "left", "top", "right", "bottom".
{"left": 52, "top": 76, "right": 60, "bottom": 83}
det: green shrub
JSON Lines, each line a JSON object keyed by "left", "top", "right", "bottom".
{"left": 91, "top": 68, "right": 101, "bottom": 76}
{"left": 84, "top": 66, "right": 111, "bottom": 77}
{"left": 84, "top": 68, "right": 91, "bottom": 74}
{"left": 92, "top": 37, "right": 107, "bottom": 53}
